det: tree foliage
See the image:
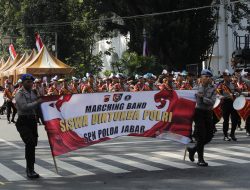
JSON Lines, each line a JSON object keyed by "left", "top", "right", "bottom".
{"left": 99, "top": 0, "right": 217, "bottom": 70}
{"left": 0, "top": 0, "right": 218, "bottom": 75}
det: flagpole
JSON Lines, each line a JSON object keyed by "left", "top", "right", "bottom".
{"left": 183, "top": 145, "right": 187, "bottom": 161}
{"left": 46, "top": 132, "right": 59, "bottom": 174}
{"left": 52, "top": 155, "right": 59, "bottom": 174}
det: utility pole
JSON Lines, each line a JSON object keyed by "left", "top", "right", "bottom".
{"left": 55, "top": 32, "right": 58, "bottom": 58}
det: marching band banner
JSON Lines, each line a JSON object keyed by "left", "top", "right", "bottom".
{"left": 41, "top": 90, "right": 196, "bottom": 156}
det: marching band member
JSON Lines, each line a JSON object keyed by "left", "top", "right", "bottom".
{"left": 175, "top": 73, "right": 184, "bottom": 90}
{"left": 143, "top": 73, "right": 158, "bottom": 91}
{"left": 134, "top": 74, "right": 151, "bottom": 92}
{"left": 117, "top": 73, "right": 128, "bottom": 92}
{"left": 159, "top": 72, "right": 176, "bottom": 91}
{"left": 58, "top": 79, "right": 71, "bottom": 95}
{"left": 47, "top": 76, "right": 59, "bottom": 96}
{"left": 82, "top": 73, "right": 96, "bottom": 93}
{"left": 187, "top": 69, "right": 216, "bottom": 167}
{"left": 33, "top": 79, "right": 45, "bottom": 97}
{"left": 80, "top": 77, "right": 88, "bottom": 93}
{"left": 217, "top": 70, "right": 240, "bottom": 141}
{"left": 109, "top": 74, "right": 123, "bottom": 92}
{"left": 71, "top": 77, "right": 80, "bottom": 94}
{"left": 4, "top": 80, "right": 17, "bottom": 124}
{"left": 127, "top": 77, "right": 135, "bottom": 92}
{"left": 100, "top": 77, "right": 112, "bottom": 92}
{"left": 180, "top": 73, "right": 195, "bottom": 90}
{"left": 12, "top": 79, "right": 23, "bottom": 97}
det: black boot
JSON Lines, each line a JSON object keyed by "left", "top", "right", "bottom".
{"left": 197, "top": 147, "right": 208, "bottom": 167}
{"left": 187, "top": 147, "right": 196, "bottom": 162}
{"left": 230, "top": 134, "right": 237, "bottom": 141}
{"left": 26, "top": 168, "right": 40, "bottom": 179}
{"left": 26, "top": 163, "right": 39, "bottom": 179}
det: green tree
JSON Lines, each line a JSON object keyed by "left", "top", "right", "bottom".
{"left": 99, "top": 0, "right": 217, "bottom": 71}
{"left": 111, "top": 51, "right": 158, "bottom": 76}
{"left": 0, "top": 0, "right": 108, "bottom": 76}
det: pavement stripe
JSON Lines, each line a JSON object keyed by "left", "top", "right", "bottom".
{"left": 230, "top": 146, "right": 250, "bottom": 152}
{"left": 13, "top": 160, "right": 61, "bottom": 178}
{"left": 153, "top": 151, "right": 224, "bottom": 167}
{"left": 126, "top": 153, "right": 195, "bottom": 169}
{"left": 43, "top": 158, "right": 95, "bottom": 176}
{"left": 204, "top": 153, "right": 250, "bottom": 164}
{"left": 100, "top": 155, "right": 163, "bottom": 171}
{"left": 70, "top": 157, "right": 130, "bottom": 174}
{"left": 207, "top": 148, "right": 250, "bottom": 158}
{"left": 0, "top": 163, "right": 25, "bottom": 181}
{"left": 0, "top": 138, "right": 22, "bottom": 149}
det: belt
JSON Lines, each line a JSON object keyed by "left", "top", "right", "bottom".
{"left": 18, "top": 115, "right": 36, "bottom": 118}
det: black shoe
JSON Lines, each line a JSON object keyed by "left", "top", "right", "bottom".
{"left": 197, "top": 160, "right": 208, "bottom": 167}
{"left": 213, "top": 128, "right": 217, "bottom": 134}
{"left": 223, "top": 136, "right": 231, "bottom": 141}
{"left": 11, "top": 119, "right": 16, "bottom": 123}
{"left": 187, "top": 147, "right": 196, "bottom": 162}
{"left": 26, "top": 169, "right": 40, "bottom": 179}
{"left": 230, "top": 134, "right": 237, "bottom": 141}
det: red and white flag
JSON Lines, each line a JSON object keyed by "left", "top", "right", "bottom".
{"left": 35, "top": 32, "right": 43, "bottom": 51}
{"left": 9, "top": 44, "right": 17, "bottom": 60}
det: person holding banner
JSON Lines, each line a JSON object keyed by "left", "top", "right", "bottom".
{"left": 15, "top": 74, "right": 43, "bottom": 179}
{"left": 187, "top": 69, "right": 216, "bottom": 167}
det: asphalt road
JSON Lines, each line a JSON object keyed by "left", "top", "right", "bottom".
{"left": 0, "top": 110, "right": 249, "bottom": 190}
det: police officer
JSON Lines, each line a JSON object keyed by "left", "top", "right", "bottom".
{"left": 15, "top": 74, "right": 43, "bottom": 179}
{"left": 217, "top": 70, "right": 239, "bottom": 141}
{"left": 187, "top": 69, "right": 216, "bottom": 167}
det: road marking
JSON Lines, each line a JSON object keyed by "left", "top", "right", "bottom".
{"left": 0, "top": 163, "right": 25, "bottom": 181}
{"left": 13, "top": 160, "right": 61, "bottom": 178}
{"left": 204, "top": 153, "right": 250, "bottom": 164}
{"left": 126, "top": 153, "right": 195, "bottom": 169}
{"left": 100, "top": 155, "right": 163, "bottom": 171}
{"left": 43, "top": 158, "right": 95, "bottom": 176}
{"left": 153, "top": 151, "right": 224, "bottom": 167}
{"left": 230, "top": 146, "right": 250, "bottom": 152}
{"left": 0, "top": 138, "right": 22, "bottom": 149}
{"left": 207, "top": 148, "right": 250, "bottom": 158}
{"left": 70, "top": 157, "right": 130, "bottom": 174}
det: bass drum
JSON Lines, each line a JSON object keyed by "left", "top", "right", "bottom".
{"left": 213, "top": 98, "right": 222, "bottom": 120}
{"left": 233, "top": 96, "right": 250, "bottom": 121}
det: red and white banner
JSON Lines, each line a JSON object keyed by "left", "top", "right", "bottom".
{"left": 41, "top": 90, "right": 196, "bottom": 156}
{"left": 35, "top": 33, "right": 43, "bottom": 51}
{"left": 9, "top": 44, "right": 17, "bottom": 60}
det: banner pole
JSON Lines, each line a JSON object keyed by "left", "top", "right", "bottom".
{"left": 46, "top": 132, "right": 59, "bottom": 174}
{"left": 183, "top": 145, "right": 187, "bottom": 161}
{"left": 52, "top": 156, "right": 59, "bottom": 174}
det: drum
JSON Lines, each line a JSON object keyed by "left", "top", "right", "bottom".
{"left": 233, "top": 96, "right": 250, "bottom": 120}
{"left": 213, "top": 98, "right": 222, "bottom": 120}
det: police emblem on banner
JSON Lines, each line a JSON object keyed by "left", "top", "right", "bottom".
{"left": 124, "top": 95, "right": 132, "bottom": 101}
{"left": 104, "top": 95, "right": 111, "bottom": 102}
{"left": 113, "top": 94, "right": 123, "bottom": 102}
